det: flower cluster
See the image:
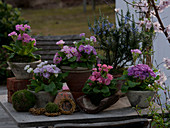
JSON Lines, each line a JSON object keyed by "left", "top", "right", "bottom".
{"left": 25, "top": 61, "right": 67, "bottom": 95}
{"left": 128, "top": 64, "right": 156, "bottom": 80}
{"left": 8, "top": 24, "right": 36, "bottom": 45}
{"left": 25, "top": 61, "right": 61, "bottom": 80}
{"left": 88, "top": 64, "right": 113, "bottom": 85}
{"left": 3, "top": 24, "right": 40, "bottom": 62}
{"left": 53, "top": 33, "right": 98, "bottom": 69}
{"left": 83, "top": 64, "right": 117, "bottom": 98}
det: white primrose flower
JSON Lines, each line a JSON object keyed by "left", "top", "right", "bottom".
{"left": 44, "top": 61, "right": 48, "bottom": 64}
{"left": 27, "top": 68, "right": 33, "bottom": 73}
{"left": 24, "top": 65, "right": 30, "bottom": 70}
{"left": 85, "top": 38, "right": 89, "bottom": 41}
{"left": 55, "top": 74, "right": 58, "bottom": 78}
{"left": 73, "top": 41, "right": 77, "bottom": 44}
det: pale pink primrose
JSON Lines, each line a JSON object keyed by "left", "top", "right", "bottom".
{"left": 8, "top": 31, "right": 17, "bottom": 36}
{"left": 56, "top": 40, "right": 65, "bottom": 45}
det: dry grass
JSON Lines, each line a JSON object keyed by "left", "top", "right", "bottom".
{"left": 21, "top": 4, "right": 115, "bottom": 36}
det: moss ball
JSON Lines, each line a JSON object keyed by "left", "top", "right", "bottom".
{"left": 12, "top": 90, "right": 36, "bottom": 112}
{"left": 45, "top": 102, "right": 59, "bottom": 113}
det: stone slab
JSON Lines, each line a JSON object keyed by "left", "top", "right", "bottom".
{"left": 0, "top": 94, "right": 165, "bottom": 128}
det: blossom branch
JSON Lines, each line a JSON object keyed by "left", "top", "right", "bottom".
{"left": 150, "top": 0, "right": 170, "bottom": 43}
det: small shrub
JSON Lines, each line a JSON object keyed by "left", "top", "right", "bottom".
{"left": 45, "top": 102, "right": 59, "bottom": 113}
{"left": 12, "top": 90, "right": 36, "bottom": 112}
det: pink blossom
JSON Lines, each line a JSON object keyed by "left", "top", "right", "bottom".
{"left": 16, "top": 24, "right": 25, "bottom": 31}
{"left": 107, "top": 74, "right": 113, "bottom": 80}
{"left": 17, "top": 34, "right": 22, "bottom": 40}
{"left": 56, "top": 40, "right": 65, "bottom": 45}
{"left": 102, "top": 64, "right": 107, "bottom": 68}
{"left": 98, "top": 68, "right": 102, "bottom": 72}
{"left": 66, "top": 53, "right": 73, "bottom": 59}
{"left": 97, "top": 77, "right": 103, "bottom": 83}
{"left": 103, "top": 68, "right": 108, "bottom": 72}
{"left": 97, "top": 64, "right": 101, "bottom": 67}
{"left": 131, "top": 49, "right": 142, "bottom": 54}
{"left": 24, "top": 24, "right": 31, "bottom": 30}
{"left": 92, "top": 68, "right": 97, "bottom": 71}
{"left": 146, "top": 20, "right": 152, "bottom": 29}
{"left": 22, "top": 33, "right": 32, "bottom": 43}
{"left": 8, "top": 31, "right": 17, "bottom": 36}
{"left": 89, "top": 83, "right": 92, "bottom": 86}
{"left": 108, "top": 65, "right": 113, "bottom": 70}
{"left": 104, "top": 78, "right": 111, "bottom": 85}
{"left": 92, "top": 71, "right": 101, "bottom": 78}
{"left": 80, "top": 33, "right": 85, "bottom": 37}
{"left": 153, "top": 22, "right": 161, "bottom": 32}
{"left": 90, "top": 76, "right": 96, "bottom": 81}
{"left": 31, "top": 38, "right": 36, "bottom": 46}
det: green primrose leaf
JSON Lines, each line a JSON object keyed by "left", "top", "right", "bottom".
{"left": 93, "top": 86, "right": 100, "bottom": 93}
{"left": 101, "top": 86, "right": 109, "bottom": 93}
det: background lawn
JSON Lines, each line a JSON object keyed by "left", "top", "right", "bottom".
{"left": 21, "top": 4, "right": 115, "bottom": 36}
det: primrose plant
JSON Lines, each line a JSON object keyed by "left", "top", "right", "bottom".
{"left": 24, "top": 61, "right": 68, "bottom": 95}
{"left": 53, "top": 33, "right": 98, "bottom": 69}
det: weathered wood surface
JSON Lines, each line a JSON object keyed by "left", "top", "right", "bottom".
{"left": 34, "top": 35, "right": 81, "bottom": 63}
{"left": 0, "top": 94, "right": 153, "bottom": 128}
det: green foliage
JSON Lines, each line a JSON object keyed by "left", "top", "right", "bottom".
{"left": 0, "top": 1, "right": 28, "bottom": 46}
{"left": 12, "top": 90, "right": 36, "bottom": 112}
{"left": 45, "top": 102, "right": 59, "bottom": 113}
{"left": 88, "top": 9, "right": 154, "bottom": 69}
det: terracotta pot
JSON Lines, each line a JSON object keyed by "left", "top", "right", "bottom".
{"left": 29, "top": 90, "right": 57, "bottom": 108}
{"left": 7, "top": 60, "right": 41, "bottom": 80}
{"left": 127, "top": 90, "right": 155, "bottom": 108}
{"left": 61, "top": 66, "right": 92, "bottom": 102}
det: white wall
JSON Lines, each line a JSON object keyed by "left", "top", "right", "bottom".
{"left": 116, "top": 0, "right": 170, "bottom": 104}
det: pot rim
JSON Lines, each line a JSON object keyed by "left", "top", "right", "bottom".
{"left": 7, "top": 60, "right": 41, "bottom": 65}
{"left": 128, "top": 90, "right": 155, "bottom": 93}
{"left": 60, "top": 66, "right": 92, "bottom": 71}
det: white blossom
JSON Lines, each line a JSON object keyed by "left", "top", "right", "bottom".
{"left": 24, "top": 65, "right": 30, "bottom": 70}
{"left": 27, "top": 68, "right": 33, "bottom": 73}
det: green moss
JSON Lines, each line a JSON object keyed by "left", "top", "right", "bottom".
{"left": 45, "top": 102, "right": 59, "bottom": 113}
{"left": 12, "top": 90, "right": 36, "bottom": 112}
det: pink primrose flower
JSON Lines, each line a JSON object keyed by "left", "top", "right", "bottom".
{"left": 56, "top": 40, "right": 65, "bottom": 45}
{"left": 97, "top": 64, "right": 101, "bottom": 67}
{"left": 103, "top": 68, "right": 108, "bottom": 72}
{"left": 108, "top": 65, "right": 113, "bottom": 70}
{"left": 22, "top": 33, "right": 32, "bottom": 43}
{"left": 107, "top": 74, "right": 113, "bottom": 80}
{"left": 102, "top": 64, "right": 107, "bottom": 68}
{"left": 24, "top": 24, "right": 31, "bottom": 30}
{"left": 66, "top": 53, "right": 73, "bottom": 59}
{"left": 104, "top": 78, "right": 111, "bottom": 85}
{"left": 31, "top": 38, "right": 36, "bottom": 46}
{"left": 8, "top": 31, "right": 17, "bottom": 36}
{"left": 17, "top": 34, "right": 22, "bottom": 40}
{"left": 92, "top": 68, "right": 97, "bottom": 71}
{"left": 80, "top": 33, "right": 85, "bottom": 37}
{"left": 97, "top": 77, "right": 103, "bottom": 83}
{"left": 92, "top": 71, "right": 101, "bottom": 78}
{"left": 90, "top": 76, "right": 96, "bottom": 82}
{"left": 16, "top": 24, "right": 25, "bottom": 31}
{"left": 98, "top": 68, "right": 102, "bottom": 71}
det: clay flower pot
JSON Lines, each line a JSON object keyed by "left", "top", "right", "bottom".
{"left": 61, "top": 66, "right": 92, "bottom": 102}
{"left": 7, "top": 60, "right": 41, "bottom": 80}
{"left": 127, "top": 90, "right": 155, "bottom": 108}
